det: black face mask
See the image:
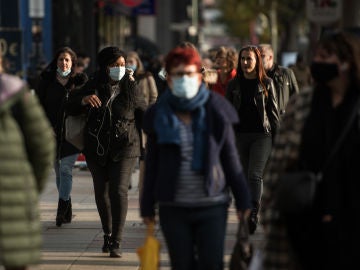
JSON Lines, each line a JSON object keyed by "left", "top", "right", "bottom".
{"left": 310, "top": 62, "right": 339, "bottom": 84}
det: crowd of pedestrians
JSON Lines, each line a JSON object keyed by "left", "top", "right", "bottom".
{"left": 2, "top": 27, "right": 360, "bottom": 270}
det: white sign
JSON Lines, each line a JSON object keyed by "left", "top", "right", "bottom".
{"left": 29, "top": 0, "right": 45, "bottom": 18}
{"left": 307, "top": 0, "right": 342, "bottom": 25}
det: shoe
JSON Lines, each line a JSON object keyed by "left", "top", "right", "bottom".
{"left": 248, "top": 201, "right": 260, "bottom": 234}
{"left": 248, "top": 211, "right": 258, "bottom": 235}
{"left": 63, "top": 197, "right": 72, "bottom": 224}
{"left": 102, "top": 234, "right": 111, "bottom": 253}
{"left": 109, "top": 239, "right": 122, "bottom": 258}
{"left": 56, "top": 198, "right": 71, "bottom": 227}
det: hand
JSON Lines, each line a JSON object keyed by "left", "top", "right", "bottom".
{"left": 82, "top": 94, "right": 102, "bottom": 108}
{"left": 143, "top": 216, "right": 155, "bottom": 225}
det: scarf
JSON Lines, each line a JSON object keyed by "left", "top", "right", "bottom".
{"left": 154, "top": 83, "right": 210, "bottom": 171}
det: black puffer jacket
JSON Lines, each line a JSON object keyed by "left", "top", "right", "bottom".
{"left": 36, "top": 70, "right": 88, "bottom": 158}
{"left": 226, "top": 76, "right": 280, "bottom": 135}
{"left": 66, "top": 72, "right": 147, "bottom": 166}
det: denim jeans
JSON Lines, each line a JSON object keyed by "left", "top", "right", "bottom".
{"left": 54, "top": 154, "right": 78, "bottom": 200}
{"left": 159, "top": 204, "right": 228, "bottom": 270}
{"left": 86, "top": 156, "right": 137, "bottom": 241}
{"left": 235, "top": 132, "right": 272, "bottom": 203}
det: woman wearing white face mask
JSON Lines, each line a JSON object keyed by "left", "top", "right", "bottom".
{"left": 66, "top": 46, "right": 147, "bottom": 258}
{"left": 140, "top": 47, "right": 251, "bottom": 270}
{"left": 35, "top": 46, "right": 88, "bottom": 228}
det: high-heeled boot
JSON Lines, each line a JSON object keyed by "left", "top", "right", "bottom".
{"left": 64, "top": 197, "right": 72, "bottom": 224}
{"left": 102, "top": 234, "right": 111, "bottom": 253}
{"left": 109, "top": 238, "right": 122, "bottom": 258}
{"left": 56, "top": 198, "right": 70, "bottom": 227}
{"left": 248, "top": 201, "right": 260, "bottom": 234}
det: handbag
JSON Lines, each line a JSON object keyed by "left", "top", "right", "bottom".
{"left": 229, "top": 219, "right": 253, "bottom": 270}
{"left": 137, "top": 222, "right": 161, "bottom": 270}
{"left": 65, "top": 114, "right": 87, "bottom": 150}
{"left": 274, "top": 97, "right": 360, "bottom": 214}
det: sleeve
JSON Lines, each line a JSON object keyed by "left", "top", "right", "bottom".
{"left": 18, "top": 90, "right": 56, "bottom": 192}
{"left": 146, "top": 75, "right": 158, "bottom": 105}
{"left": 140, "top": 106, "right": 158, "bottom": 217}
{"left": 266, "top": 80, "right": 280, "bottom": 136}
{"left": 287, "top": 68, "right": 299, "bottom": 96}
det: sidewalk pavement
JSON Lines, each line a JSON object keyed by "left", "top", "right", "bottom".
{"left": 15, "top": 166, "right": 265, "bottom": 270}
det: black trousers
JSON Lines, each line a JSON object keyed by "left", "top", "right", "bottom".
{"left": 87, "top": 156, "right": 137, "bottom": 241}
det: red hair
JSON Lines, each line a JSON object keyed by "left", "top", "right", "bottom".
{"left": 165, "top": 47, "right": 202, "bottom": 74}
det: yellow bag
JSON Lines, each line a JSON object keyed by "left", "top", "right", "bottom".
{"left": 137, "top": 222, "right": 161, "bottom": 270}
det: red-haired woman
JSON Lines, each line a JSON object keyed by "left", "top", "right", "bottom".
{"left": 140, "top": 47, "right": 251, "bottom": 269}
{"left": 226, "top": 45, "right": 280, "bottom": 234}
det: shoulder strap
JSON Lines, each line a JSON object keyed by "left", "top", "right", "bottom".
{"left": 318, "top": 96, "right": 360, "bottom": 180}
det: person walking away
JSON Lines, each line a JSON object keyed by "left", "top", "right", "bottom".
{"left": 66, "top": 46, "right": 147, "bottom": 258}
{"left": 261, "top": 31, "right": 360, "bottom": 270}
{"left": 35, "top": 47, "right": 88, "bottom": 227}
{"left": 126, "top": 51, "right": 158, "bottom": 195}
{"left": 140, "top": 47, "right": 251, "bottom": 270}
{"left": 209, "top": 46, "right": 237, "bottom": 96}
{"left": 226, "top": 45, "right": 280, "bottom": 234}
{"left": 0, "top": 55, "right": 55, "bottom": 270}
{"left": 258, "top": 44, "right": 299, "bottom": 116}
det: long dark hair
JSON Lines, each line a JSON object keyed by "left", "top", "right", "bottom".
{"left": 236, "top": 45, "right": 269, "bottom": 97}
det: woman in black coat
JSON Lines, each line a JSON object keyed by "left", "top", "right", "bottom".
{"left": 36, "top": 46, "right": 88, "bottom": 227}
{"left": 67, "top": 47, "right": 147, "bottom": 258}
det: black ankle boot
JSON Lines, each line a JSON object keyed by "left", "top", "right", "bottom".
{"left": 248, "top": 201, "right": 260, "bottom": 234}
{"left": 63, "top": 197, "right": 72, "bottom": 224}
{"left": 102, "top": 234, "right": 111, "bottom": 253}
{"left": 109, "top": 239, "right": 122, "bottom": 258}
{"left": 56, "top": 199, "right": 70, "bottom": 227}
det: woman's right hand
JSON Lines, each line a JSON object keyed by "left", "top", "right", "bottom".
{"left": 82, "top": 94, "right": 102, "bottom": 108}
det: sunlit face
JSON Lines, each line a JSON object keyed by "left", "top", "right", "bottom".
{"left": 259, "top": 48, "right": 273, "bottom": 70}
{"left": 167, "top": 64, "right": 202, "bottom": 88}
{"left": 57, "top": 52, "right": 73, "bottom": 72}
{"left": 240, "top": 50, "right": 257, "bottom": 78}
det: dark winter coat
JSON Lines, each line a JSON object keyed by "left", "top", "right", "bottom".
{"left": 0, "top": 74, "right": 55, "bottom": 268}
{"left": 66, "top": 72, "right": 147, "bottom": 166}
{"left": 140, "top": 91, "right": 252, "bottom": 217}
{"left": 35, "top": 70, "right": 88, "bottom": 158}
{"left": 267, "top": 64, "right": 299, "bottom": 115}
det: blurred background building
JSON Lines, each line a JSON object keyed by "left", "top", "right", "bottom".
{"left": 0, "top": 0, "right": 360, "bottom": 83}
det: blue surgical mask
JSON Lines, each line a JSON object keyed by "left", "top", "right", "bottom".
{"left": 109, "top": 66, "right": 126, "bottom": 81}
{"left": 126, "top": 64, "right": 137, "bottom": 72}
{"left": 171, "top": 76, "right": 199, "bottom": 99}
{"left": 57, "top": 67, "right": 71, "bottom": 77}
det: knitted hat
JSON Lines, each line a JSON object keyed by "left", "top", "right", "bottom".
{"left": 97, "top": 46, "right": 126, "bottom": 68}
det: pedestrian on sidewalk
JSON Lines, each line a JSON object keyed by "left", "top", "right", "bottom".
{"left": 261, "top": 31, "right": 360, "bottom": 270}
{"left": 125, "top": 51, "right": 158, "bottom": 194}
{"left": 258, "top": 44, "right": 299, "bottom": 116}
{"left": 35, "top": 47, "right": 88, "bottom": 227}
{"left": 226, "top": 45, "right": 280, "bottom": 234}
{"left": 140, "top": 47, "right": 251, "bottom": 270}
{"left": 0, "top": 55, "right": 55, "bottom": 270}
{"left": 66, "top": 46, "right": 147, "bottom": 258}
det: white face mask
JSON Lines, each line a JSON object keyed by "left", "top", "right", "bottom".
{"left": 171, "top": 76, "right": 199, "bottom": 99}
{"left": 57, "top": 67, "right": 71, "bottom": 77}
{"left": 109, "top": 66, "right": 126, "bottom": 81}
